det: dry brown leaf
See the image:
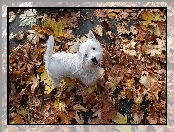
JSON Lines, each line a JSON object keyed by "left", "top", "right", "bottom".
{"left": 93, "top": 25, "right": 103, "bottom": 36}
{"left": 75, "top": 112, "right": 84, "bottom": 124}
{"left": 93, "top": 9, "right": 107, "bottom": 19}
{"left": 73, "top": 104, "right": 88, "bottom": 112}
{"left": 9, "top": 11, "right": 16, "bottom": 22}
{"left": 27, "top": 30, "right": 45, "bottom": 44}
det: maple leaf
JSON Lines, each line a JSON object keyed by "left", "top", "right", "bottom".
{"left": 27, "top": 30, "right": 45, "bottom": 44}
{"left": 19, "top": 9, "right": 37, "bottom": 27}
{"left": 139, "top": 9, "right": 165, "bottom": 26}
{"left": 105, "top": 9, "right": 116, "bottom": 19}
{"left": 42, "top": 18, "right": 64, "bottom": 41}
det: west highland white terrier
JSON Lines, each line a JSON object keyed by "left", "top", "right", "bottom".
{"left": 44, "top": 30, "right": 103, "bottom": 88}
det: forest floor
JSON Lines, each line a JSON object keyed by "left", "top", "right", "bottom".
{"left": 8, "top": 8, "right": 166, "bottom": 124}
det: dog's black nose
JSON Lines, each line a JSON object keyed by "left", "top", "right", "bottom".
{"left": 91, "top": 57, "right": 98, "bottom": 65}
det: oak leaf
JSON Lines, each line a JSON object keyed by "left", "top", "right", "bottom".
{"left": 19, "top": 9, "right": 37, "bottom": 27}
{"left": 27, "top": 30, "right": 45, "bottom": 44}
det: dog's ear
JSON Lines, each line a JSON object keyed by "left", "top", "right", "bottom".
{"left": 88, "top": 30, "right": 95, "bottom": 39}
{"left": 74, "top": 42, "right": 81, "bottom": 53}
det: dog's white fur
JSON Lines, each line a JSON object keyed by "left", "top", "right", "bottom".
{"left": 44, "top": 30, "right": 103, "bottom": 87}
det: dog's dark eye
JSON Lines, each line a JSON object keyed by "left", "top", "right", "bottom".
{"left": 85, "top": 54, "right": 88, "bottom": 57}
{"left": 93, "top": 48, "right": 95, "bottom": 50}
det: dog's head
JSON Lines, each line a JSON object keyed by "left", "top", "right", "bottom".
{"left": 74, "top": 30, "right": 103, "bottom": 67}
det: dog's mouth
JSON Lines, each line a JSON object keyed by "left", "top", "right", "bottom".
{"left": 94, "top": 61, "right": 98, "bottom": 65}
{"left": 91, "top": 57, "right": 98, "bottom": 65}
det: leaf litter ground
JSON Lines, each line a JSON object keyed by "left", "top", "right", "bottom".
{"left": 8, "top": 8, "right": 166, "bottom": 124}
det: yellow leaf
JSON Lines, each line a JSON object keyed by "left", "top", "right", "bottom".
{"left": 54, "top": 98, "right": 66, "bottom": 112}
{"left": 87, "top": 85, "right": 96, "bottom": 94}
{"left": 60, "top": 78, "right": 75, "bottom": 92}
{"left": 105, "top": 9, "right": 116, "bottom": 19}
{"left": 42, "top": 18, "right": 64, "bottom": 38}
{"left": 134, "top": 91, "right": 143, "bottom": 104}
{"left": 112, "top": 112, "right": 128, "bottom": 124}
{"left": 17, "top": 107, "right": 27, "bottom": 116}
{"left": 39, "top": 67, "right": 54, "bottom": 94}
{"left": 140, "top": 10, "right": 165, "bottom": 26}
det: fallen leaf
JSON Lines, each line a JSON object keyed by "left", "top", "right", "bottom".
{"left": 12, "top": 31, "right": 26, "bottom": 41}
{"left": 17, "top": 107, "right": 27, "bottom": 117}
{"left": 93, "top": 25, "right": 103, "bottom": 36}
{"left": 139, "top": 71, "right": 158, "bottom": 88}
{"left": 9, "top": 11, "right": 16, "bottom": 22}
{"left": 54, "top": 98, "right": 67, "bottom": 112}
{"left": 19, "top": 9, "right": 37, "bottom": 27}
{"left": 73, "top": 104, "right": 88, "bottom": 112}
{"left": 93, "top": 9, "right": 107, "bottom": 19}
{"left": 123, "top": 40, "right": 137, "bottom": 56}
{"left": 105, "top": 9, "right": 116, "bottom": 19}
{"left": 27, "top": 30, "right": 45, "bottom": 44}
{"left": 13, "top": 115, "right": 23, "bottom": 124}
{"left": 112, "top": 112, "right": 128, "bottom": 124}
{"left": 42, "top": 19, "right": 64, "bottom": 39}
{"left": 139, "top": 9, "right": 165, "bottom": 26}
{"left": 39, "top": 68, "right": 54, "bottom": 94}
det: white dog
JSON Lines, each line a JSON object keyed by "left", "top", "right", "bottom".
{"left": 44, "top": 30, "right": 103, "bottom": 88}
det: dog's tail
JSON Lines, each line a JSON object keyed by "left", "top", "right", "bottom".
{"left": 44, "top": 35, "right": 54, "bottom": 68}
